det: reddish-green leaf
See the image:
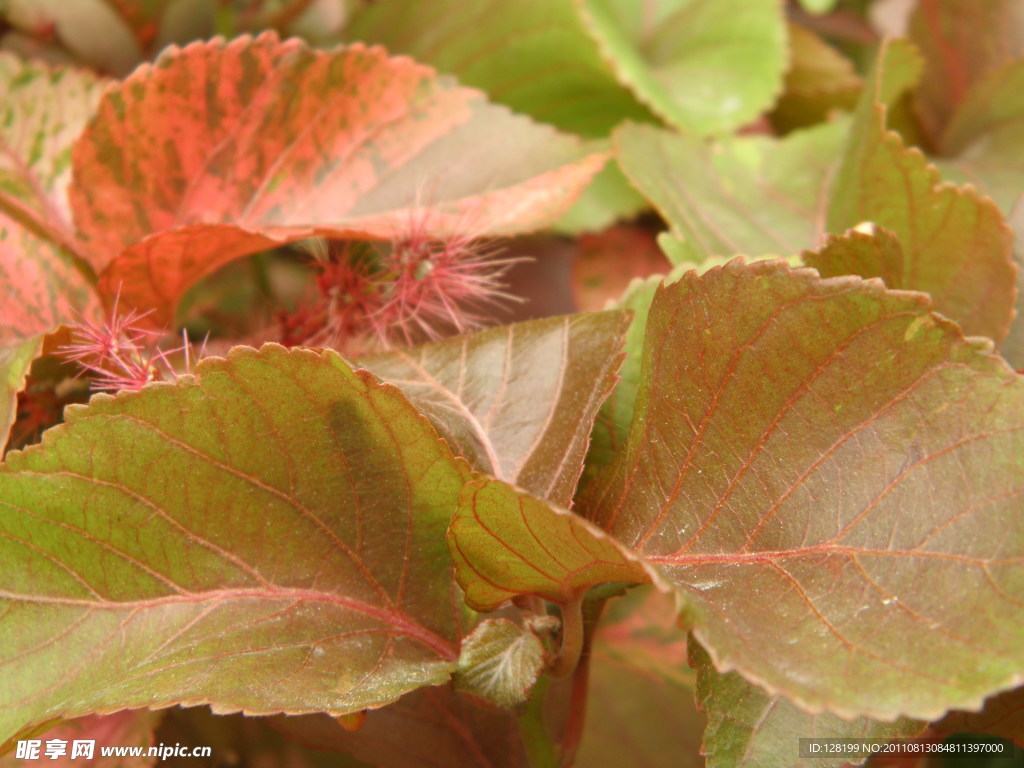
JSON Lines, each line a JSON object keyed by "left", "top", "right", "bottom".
{"left": 582, "top": 259, "right": 1024, "bottom": 720}
{"left": 450, "top": 477, "right": 660, "bottom": 611}
{"left": 615, "top": 119, "right": 847, "bottom": 262}
{"left": 0, "top": 53, "right": 104, "bottom": 451}
{"left": 827, "top": 39, "right": 1017, "bottom": 345}
{"left": 908, "top": 0, "right": 1024, "bottom": 148}
{"left": 571, "top": 225, "right": 670, "bottom": 313}
{"left": 770, "top": 23, "right": 861, "bottom": 133}
{"left": 361, "top": 312, "right": 629, "bottom": 507}
{"left": 69, "top": 33, "right": 607, "bottom": 325}
{"left": 0, "top": 344, "right": 472, "bottom": 744}
{"left": 1000, "top": 200, "right": 1024, "bottom": 371}
{"left": 578, "top": 0, "right": 788, "bottom": 137}
{"left": 690, "top": 641, "right": 924, "bottom": 768}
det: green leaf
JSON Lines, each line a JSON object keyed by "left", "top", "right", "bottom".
{"left": 69, "top": 32, "right": 607, "bottom": 325}
{"left": 554, "top": 160, "right": 649, "bottom": 235}
{"left": 449, "top": 477, "right": 660, "bottom": 611}
{"left": 0, "top": 344, "right": 472, "bottom": 744}
{"left": 908, "top": 0, "right": 1024, "bottom": 148}
{"left": 344, "top": 0, "right": 653, "bottom": 137}
{"left": 578, "top": 0, "right": 787, "bottom": 136}
{"left": 615, "top": 119, "right": 847, "bottom": 262}
{"left": 827, "top": 39, "right": 1016, "bottom": 345}
{"left": 690, "top": 640, "right": 924, "bottom": 768}
{"left": 454, "top": 618, "right": 546, "bottom": 708}
{"left": 581, "top": 259, "right": 1024, "bottom": 720}
{"left": 361, "top": 312, "right": 629, "bottom": 507}
{"left": 0, "top": 53, "right": 104, "bottom": 451}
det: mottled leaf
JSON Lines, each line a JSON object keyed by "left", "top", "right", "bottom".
{"left": 578, "top": 0, "right": 787, "bottom": 136}
{"left": 582, "top": 259, "right": 1024, "bottom": 720}
{"left": 690, "top": 641, "right": 924, "bottom": 768}
{"left": 69, "top": 33, "right": 607, "bottom": 324}
{"left": 0, "top": 54, "right": 104, "bottom": 451}
{"left": 908, "top": 0, "right": 1024, "bottom": 148}
{"left": 454, "top": 619, "right": 546, "bottom": 708}
{"left": 771, "top": 23, "right": 861, "bottom": 132}
{"left": 344, "top": 0, "right": 652, "bottom": 137}
{"left": 0, "top": 344, "right": 472, "bottom": 744}
{"left": 361, "top": 312, "right": 629, "bottom": 507}
{"left": 615, "top": 119, "right": 847, "bottom": 261}
{"left": 450, "top": 477, "right": 659, "bottom": 611}
{"left": 828, "top": 39, "right": 1017, "bottom": 345}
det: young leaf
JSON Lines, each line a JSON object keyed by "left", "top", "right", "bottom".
{"left": 582, "top": 259, "right": 1024, "bottom": 721}
{"left": 69, "top": 32, "right": 607, "bottom": 324}
{"left": 614, "top": 119, "right": 847, "bottom": 262}
{"left": 361, "top": 312, "right": 629, "bottom": 507}
{"left": 0, "top": 54, "right": 104, "bottom": 451}
{"left": 454, "top": 618, "right": 546, "bottom": 708}
{"left": 449, "top": 477, "right": 661, "bottom": 611}
{"left": 689, "top": 640, "right": 924, "bottom": 768}
{"left": 0, "top": 344, "right": 472, "bottom": 745}
{"left": 578, "top": 0, "right": 787, "bottom": 136}
{"left": 827, "top": 39, "right": 1017, "bottom": 345}
{"left": 344, "top": 0, "right": 653, "bottom": 137}
{"left": 908, "top": 0, "right": 1024, "bottom": 148}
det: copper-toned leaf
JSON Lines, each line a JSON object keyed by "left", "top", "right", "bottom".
{"left": 361, "top": 312, "right": 629, "bottom": 507}
{"left": 0, "top": 344, "right": 472, "bottom": 744}
{"left": 828, "top": 39, "right": 1017, "bottom": 345}
{"left": 0, "top": 53, "right": 104, "bottom": 451}
{"left": 582, "top": 259, "right": 1024, "bottom": 721}
{"left": 690, "top": 640, "right": 924, "bottom": 768}
{"left": 450, "top": 477, "right": 659, "bottom": 611}
{"left": 936, "top": 685, "right": 1024, "bottom": 746}
{"left": 69, "top": 33, "right": 607, "bottom": 324}
{"left": 266, "top": 688, "right": 531, "bottom": 768}
{"left": 571, "top": 225, "right": 670, "bottom": 313}
{"left": 908, "top": 0, "right": 1024, "bottom": 148}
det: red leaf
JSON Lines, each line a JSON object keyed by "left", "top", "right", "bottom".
{"left": 68, "top": 33, "right": 607, "bottom": 325}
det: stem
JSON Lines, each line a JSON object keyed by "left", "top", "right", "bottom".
{"left": 518, "top": 676, "right": 559, "bottom": 768}
{"left": 557, "top": 598, "right": 604, "bottom": 767}
{"left": 550, "top": 591, "right": 585, "bottom": 678}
